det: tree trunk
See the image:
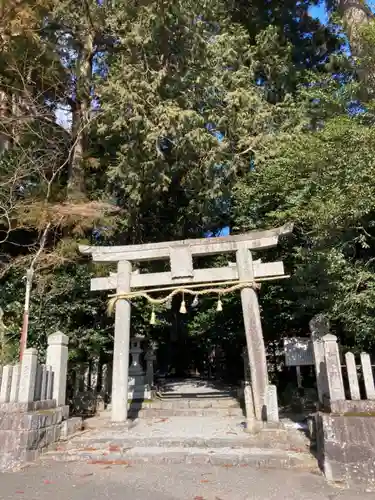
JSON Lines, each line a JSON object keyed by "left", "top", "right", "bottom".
{"left": 0, "top": 89, "right": 10, "bottom": 152}
{"left": 337, "top": 0, "right": 372, "bottom": 86}
{"left": 67, "top": 32, "right": 93, "bottom": 201}
{"left": 68, "top": 99, "right": 86, "bottom": 201}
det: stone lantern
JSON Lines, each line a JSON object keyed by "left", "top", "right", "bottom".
{"left": 128, "top": 334, "right": 151, "bottom": 400}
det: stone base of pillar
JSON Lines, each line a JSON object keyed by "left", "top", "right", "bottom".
{"left": 243, "top": 383, "right": 257, "bottom": 431}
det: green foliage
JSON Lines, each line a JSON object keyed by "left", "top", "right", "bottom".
{"left": 2, "top": 0, "right": 375, "bottom": 372}
{"left": 233, "top": 112, "right": 375, "bottom": 349}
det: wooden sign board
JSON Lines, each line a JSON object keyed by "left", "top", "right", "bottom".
{"left": 284, "top": 338, "right": 314, "bottom": 367}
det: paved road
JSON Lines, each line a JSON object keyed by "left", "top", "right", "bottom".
{"left": 1, "top": 461, "right": 375, "bottom": 500}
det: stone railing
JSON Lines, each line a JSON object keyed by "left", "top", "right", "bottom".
{"left": 67, "top": 338, "right": 157, "bottom": 415}
{"left": 0, "top": 331, "right": 68, "bottom": 408}
{"left": 311, "top": 330, "right": 375, "bottom": 413}
{"left": 67, "top": 359, "right": 111, "bottom": 415}
{"left": 0, "top": 332, "right": 82, "bottom": 472}
{"left": 310, "top": 319, "right": 375, "bottom": 487}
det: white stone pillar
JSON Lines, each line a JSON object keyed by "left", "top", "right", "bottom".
{"left": 46, "top": 332, "right": 69, "bottom": 406}
{"left": 236, "top": 246, "right": 268, "bottom": 421}
{"left": 0, "top": 364, "right": 13, "bottom": 403}
{"left": 46, "top": 365, "right": 53, "bottom": 400}
{"left": 10, "top": 363, "right": 21, "bottom": 402}
{"left": 112, "top": 260, "right": 132, "bottom": 422}
{"left": 361, "top": 353, "right": 375, "bottom": 400}
{"left": 40, "top": 364, "right": 48, "bottom": 401}
{"left": 309, "top": 315, "right": 330, "bottom": 404}
{"left": 345, "top": 352, "right": 360, "bottom": 400}
{"left": 18, "top": 349, "right": 38, "bottom": 403}
{"left": 34, "top": 362, "right": 43, "bottom": 401}
{"left": 266, "top": 385, "right": 279, "bottom": 423}
{"left": 323, "top": 334, "right": 345, "bottom": 402}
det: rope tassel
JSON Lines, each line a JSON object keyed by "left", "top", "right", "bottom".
{"left": 150, "top": 307, "right": 156, "bottom": 325}
{"left": 216, "top": 297, "right": 223, "bottom": 312}
{"left": 179, "top": 294, "right": 187, "bottom": 314}
{"left": 192, "top": 295, "right": 199, "bottom": 308}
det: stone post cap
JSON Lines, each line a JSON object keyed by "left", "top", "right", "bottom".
{"left": 48, "top": 331, "right": 69, "bottom": 346}
{"left": 23, "top": 347, "right": 38, "bottom": 356}
{"left": 309, "top": 314, "right": 330, "bottom": 337}
{"left": 322, "top": 333, "right": 338, "bottom": 342}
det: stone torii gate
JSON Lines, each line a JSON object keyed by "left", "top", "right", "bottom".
{"left": 79, "top": 224, "right": 292, "bottom": 423}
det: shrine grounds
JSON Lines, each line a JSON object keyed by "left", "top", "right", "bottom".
{"left": 2, "top": 460, "right": 373, "bottom": 500}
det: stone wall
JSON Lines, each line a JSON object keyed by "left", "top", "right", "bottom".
{"left": 0, "top": 332, "right": 83, "bottom": 471}
{"left": 327, "top": 400, "right": 375, "bottom": 414}
{"left": 0, "top": 401, "right": 82, "bottom": 471}
{"left": 316, "top": 412, "right": 375, "bottom": 490}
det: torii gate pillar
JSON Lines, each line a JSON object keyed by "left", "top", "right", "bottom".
{"left": 112, "top": 260, "right": 132, "bottom": 422}
{"left": 236, "top": 246, "right": 268, "bottom": 420}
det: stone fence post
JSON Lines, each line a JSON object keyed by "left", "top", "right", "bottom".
{"left": 46, "top": 332, "right": 69, "bottom": 406}
{"left": 0, "top": 364, "right": 13, "bottom": 403}
{"left": 309, "top": 314, "right": 330, "bottom": 404}
{"left": 18, "top": 348, "right": 38, "bottom": 403}
{"left": 10, "top": 363, "right": 21, "bottom": 402}
{"left": 322, "top": 334, "right": 345, "bottom": 402}
{"left": 360, "top": 353, "right": 375, "bottom": 400}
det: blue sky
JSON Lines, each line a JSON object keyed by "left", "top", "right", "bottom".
{"left": 309, "top": 3, "right": 328, "bottom": 23}
{"left": 310, "top": 0, "right": 375, "bottom": 22}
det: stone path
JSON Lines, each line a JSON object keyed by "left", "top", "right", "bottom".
{"left": 87, "top": 415, "right": 248, "bottom": 440}
{"left": 45, "top": 378, "right": 316, "bottom": 470}
{"left": 39, "top": 379, "right": 316, "bottom": 473}
{"left": 2, "top": 460, "right": 373, "bottom": 499}
{"left": 43, "top": 414, "right": 316, "bottom": 470}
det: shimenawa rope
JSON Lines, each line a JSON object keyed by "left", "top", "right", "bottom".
{"left": 107, "top": 280, "right": 260, "bottom": 316}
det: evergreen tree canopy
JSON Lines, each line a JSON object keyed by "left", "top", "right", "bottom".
{"left": 1, "top": 0, "right": 375, "bottom": 373}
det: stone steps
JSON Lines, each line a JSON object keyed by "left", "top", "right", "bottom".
{"left": 40, "top": 415, "right": 318, "bottom": 472}
{"left": 43, "top": 430, "right": 316, "bottom": 470}
{"left": 137, "top": 397, "right": 242, "bottom": 409}
{"left": 158, "top": 391, "right": 237, "bottom": 399}
{"left": 104, "top": 396, "right": 245, "bottom": 418}
{"left": 127, "top": 408, "right": 244, "bottom": 418}
{"left": 42, "top": 445, "right": 318, "bottom": 470}
{"left": 51, "top": 433, "right": 310, "bottom": 453}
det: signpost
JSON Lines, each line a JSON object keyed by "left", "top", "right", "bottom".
{"left": 284, "top": 337, "right": 314, "bottom": 389}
